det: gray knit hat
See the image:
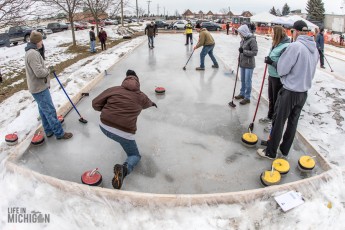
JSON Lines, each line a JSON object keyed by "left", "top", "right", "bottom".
{"left": 30, "top": 31, "right": 43, "bottom": 44}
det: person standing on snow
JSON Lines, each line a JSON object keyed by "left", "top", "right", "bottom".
{"left": 89, "top": 26, "right": 96, "bottom": 53}
{"left": 257, "top": 20, "right": 319, "bottom": 160}
{"left": 259, "top": 26, "right": 290, "bottom": 133}
{"left": 98, "top": 27, "right": 107, "bottom": 51}
{"left": 316, "top": 28, "right": 325, "bottom": 69}
{"left": 145, "top": 21, "right": 157, "bottom": 49}
{"left": 226, "top": 22, "right": 230, "bottom": 35}
{"left": 25, "top": 31, "right": 73, "bottom": 140}
{"left": 233, "top": 24, "right": 258, "bottom": 105}
{"left": 92, "top": 70, "right": 157, "bottom": 190}
{"left": 184, "top": 20, "right": 193, "bottom": 45}
{"left": 194, "top": 24, "right": 219, "bottom": 71}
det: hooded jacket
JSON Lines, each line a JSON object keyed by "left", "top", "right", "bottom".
{"left": 277, "top": 35, "right": 319, "bottom": 92}
{"left": 145, "top": 24, "right": 156, "bottom": 37}
{"left": 92, "top": 75, "right": 153, "bottom": 134}
{"left": 195, "top": 28, "right": 215, "bottom": 49}
{"left": 25, "top": 43, "right": 50, "bottom": 94}
{"left": 238, "top": 25, "right": 258, "bottom": 69}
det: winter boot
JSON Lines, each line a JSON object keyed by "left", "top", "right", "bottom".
{"left": 259, "top": 117, "right": 272, "bottom": 123}
{"left": 240, "top": 98, "right": 250, "bottom": 105}
{"left": 234, "top": 94, "right": 244, "bottom": 100}
{"left": 112, "top": 164, "right": 127, "bottom": 189}
{"left": 195, "top": 67, "right": 205, "bottom": 71}
{"left": 212, "top": 64, "right": 219, "bottom": 68}
{"left": 264, "top": 122, "right": 272, "bottom": 133}
{"left": 57, "top": 132, "right": 73, "bottom": 140}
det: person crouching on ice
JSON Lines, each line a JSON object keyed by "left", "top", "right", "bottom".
{"left": 92, "top": 70, "right": 157, "bottom": 189}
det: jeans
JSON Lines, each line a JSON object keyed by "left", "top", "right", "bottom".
{"left": 100, "top": 126, "right": 141, "bottom": 174}
{"left": 90, "top": 40, "right": 96, "bottom": 52}
{"left": 32, "top": 88, "right": 64, "bottom": 138}
{"left": 239, "top": 67, "right": 254, "bottom": 99}
{"left": 186, "top": 34, "right": 193, "bottom": 44}
{"left": 200, "top": 45, "right": 218, "bottom": 68}
{"left": 266, "top": 88, "right": 307, "bottom": 157}
{"left": 148, "top": 36, "right": 154, "bottom": 47}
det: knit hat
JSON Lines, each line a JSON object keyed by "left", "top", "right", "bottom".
{"left": 293, "top": 20, "right": 308, "bottom": 31}
{"left": 195, "top": 23, "right": 201, "bottom": 29}
{"left": 30, "top": 31, "right": 43, "bottom": 44}
{"left": 126, "top": 69, "right": 137, "bottom": 77}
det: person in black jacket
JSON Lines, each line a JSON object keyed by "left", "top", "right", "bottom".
{"left": 145, "top": 22, "right": 157, "bottom": 49}
{"left": 226, "top": 22, "right": 230, "bottom": 35}
{"left": 89, "top": 26, "right": 96, "bottom": 53}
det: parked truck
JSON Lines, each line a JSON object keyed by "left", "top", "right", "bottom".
{"left": 6, "top": 26, "right": 46, "bottom": 46}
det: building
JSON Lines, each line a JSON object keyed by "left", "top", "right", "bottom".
{"left": 73, "top": 11, "right": 108, "bottom": 22}
{"left": 182, "top": 9, "right": 241, "bottom": 20}
{"left": 324, "top": 14, "right": 345, "bottom": 33}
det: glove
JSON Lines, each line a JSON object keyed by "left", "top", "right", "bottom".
{"left": 239, "top": 47, "right": 244, "bottom": 53}
{"left": 264, "top": 56, "right": 274, "bottom": 65}
{"left": 49, "top": 66, "right": 56, "bottom": 74}
{"left": 193, "top": 46, "right": 197, "bottom": 50}
{"left": 152, "top": 102, "right": 157, "bottom": 108}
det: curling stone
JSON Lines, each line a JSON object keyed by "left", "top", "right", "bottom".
{"left": 155, "top": 87, "right": 165, "bottom": 94}
{"left": 57, "top": 115, "right": 64, "bottom": 124}
{"left": 272, "top": 159, "right": 290, "bottom": 175}
{"left": 241, "top": 132, "right": 258, "bottom": 147}
{"left": 31, "top": 132, "right": 45, "bottom": 146}
{"left": 298, "top": 156, "right": 316, "bottom": 173}
{"left": 81, "top": 168, "right": 103, "bottom": 187}
{"left": 5, "top": 133, "right": 18, "bottom": 146}
{"left": 260, "top": 169, "right": 281, "bottom": 186}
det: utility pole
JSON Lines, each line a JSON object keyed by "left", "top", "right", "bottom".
{"left": 147, "top": 0, "right": 152, "bottom": 17}
{"left": 157, "top": 4, "right": 160, "bottom": 16}
{"left": 121, "top": 0, "right": 124, "bottom": 26}
{"left": 136, "top": 0, "right": 139, "bottom": 24}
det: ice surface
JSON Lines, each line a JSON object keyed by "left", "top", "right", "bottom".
{"left": 16, "top": 34, "right": 325, "bottom": 194}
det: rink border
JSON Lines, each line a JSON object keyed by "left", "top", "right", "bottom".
{"left": 4, "top": 34, "right": 334, "bottom": 205}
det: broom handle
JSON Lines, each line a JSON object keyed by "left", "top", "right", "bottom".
{"left": 252, "top": 64, "right": 268, "bottom": 123}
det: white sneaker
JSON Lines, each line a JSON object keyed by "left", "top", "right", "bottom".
{"left": 257, "top": 148, "right": 275, "bottom": 160}
{"left": 264, "top": 122, "right": 272, "bottom": 133}
{"left": 259, "top": 117, "right": 272, "bottom": 123}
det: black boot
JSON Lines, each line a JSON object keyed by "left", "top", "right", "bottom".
{"left": 112, "top": 164, "right": 125, "bottom": 189}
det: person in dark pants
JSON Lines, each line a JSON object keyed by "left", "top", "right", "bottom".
{"left": 38, "top": 43, "right": 45, "bottom": 60}
{"left": 145, "top": 21, "right": 156, "bottom": 49}
{"left": 257, "top": 20, "right": 319, "bottom": 159}
{"left": 0, "top": 69, "right": 2, "bottom": 83}
{"left": 184, "top": 20, "right": 193, "bottom": 45}
{"left": 194, "top": 25, "right": 219, "bottom": 71}
{"left": 316, "top": 28, "right": 325, "bottom": 68}
{"left": 92, "top": 70, "right": 157, "bottom": 189}
{"left": 340, "top": 34, "right": 344, "bottom": 46}
{"left": 98, "top": 27, "right": 107, "bottom": 50}
{"left": 259, "top": 26, "right": 290, "bottom": 132}
{"left": 226, "top": 22, "right": 230, "bottom": 35}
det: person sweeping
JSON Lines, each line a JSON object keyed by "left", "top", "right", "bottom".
{"left": 92, "top": 70, "right": 157, "bottom": 189}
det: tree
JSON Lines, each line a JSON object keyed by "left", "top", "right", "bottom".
{"left": 269, "top": 6, "right": 277, "bottom": 16}
{"left": 84, "top": 0, "right": 111, "bottom": 33}
{"left": 306, "top": 0, "right": 325, "bottom": 22}
{"left": 282, "top": 3, "right": 290, "bottom": 16}
{"left": 0, "top": 0, "right": 35, "bottom": 28}
{"left": 41, "top": 0, "right": 83, "bottom": 46}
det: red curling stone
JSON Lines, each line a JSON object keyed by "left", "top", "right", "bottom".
{"left": 5, "top": 133, "right": 18, "bottom": 146}
{"left": 155, "top": 87, "right": 165, "bottom": 94}
{"left": 81, "top": 168, "right": 103, "bottom": 186}
{"left": 31, "top": 132, "right": 45, "bottom": 146}
{"left": 58, "top": 115, "right": 64, "bottom": 124}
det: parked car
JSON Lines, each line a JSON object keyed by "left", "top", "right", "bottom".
{"left": 6, "top": 26, "right": 46, "bottom": 46}
{"left": 155, "top": 20, "right": 169, "bottom": 29}
{"left": 173, "top": 20, "right": 187, "bottom": 30}
{"left": 47, "top": 22, "right": 69, "bottom": 33}
{"left": 0, "top": 33, "right": 10, "bottom": 47}
{"left": 89, "top": 20, "right": 105, "bottom": 27}
{"left": 73, "top": 22, "right": 88, "bottom": 30}
{"left": 33, "top": 25, "right": 53, "bottom": 34}
{"left": 104, "top": 19, "right": 119, "bottom": 25}
{"left": 201, "top": 22, "right": 222, "bottom": 31}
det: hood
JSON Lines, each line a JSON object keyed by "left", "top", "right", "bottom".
{"left": 200, "top": 28, "right": 207, "bottom": 32}
{"left": 25, "top": 42, "right": 37, "bottom": 52}
{"left": 237, "top": 25, "right": 252, "bottom": 38}
{"left": 297, "top": 35, "right": 317, "bottom": 54}
{"left": 121, "top": 75, "right": 140, "bottom": 92}
{"left": 281, "top": 35, "right": 291, "bottom": 44}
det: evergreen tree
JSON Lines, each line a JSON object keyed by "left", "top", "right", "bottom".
{"left": 269, "top": 6, "right": 277, "bottom": 16}
{"left": 306, "top": 0, "right": 325, "bottom": 22}
{"left": 282, "top": 3, "right": 290, "bottom": 16}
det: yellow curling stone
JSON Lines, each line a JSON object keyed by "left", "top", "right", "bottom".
{"left": 298, "top": 156, "right": 316, "bottom": 172}
{"left": 260, "top": 170, "right": 281, "bottom": 186}
{"left": 241, "top": 132, "right": 258, "bottom": 148}
{"left": 272, "top": 159, "right": 290, "bottom": 175}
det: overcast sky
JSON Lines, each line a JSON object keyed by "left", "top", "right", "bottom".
{"left": 136, "top": 0, "right": 344, "bottom": 16}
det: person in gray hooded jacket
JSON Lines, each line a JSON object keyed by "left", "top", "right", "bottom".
{"left": 234, "top": 24, "right": 258, "bottom": 105}
{"left": 257, "top": 20, "right": 319, "bottom": 159}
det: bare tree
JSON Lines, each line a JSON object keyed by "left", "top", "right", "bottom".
{"left": 41, "top": 0, "right": 82, "bottom": 46}
{"left": 219, "top": 8, "right": 229, "bottom": 15}
{"left": 138, "top": 6, "right": 145, "bottom": 17}
{"left": 84, "top": 0, "right": 114, "bottom": 33}
{"left": 0, "top": 0, "right": 35, "bottom": 29}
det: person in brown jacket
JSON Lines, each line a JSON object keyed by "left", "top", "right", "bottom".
{"left": 145, "top": 21, "right": 157, "bottom": 48}
{"left": 98, "top": 27, "right": 107, "bottom": 50}
{"left": 92, "top": 70, "right": 157, "bottom": 189}
{"left": 194, "top": 26, "right": 219, "bottom": 70}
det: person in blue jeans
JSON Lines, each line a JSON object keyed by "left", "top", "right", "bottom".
{"left": 92, "top": 70, "right": 157, "bottom": 189}
{"left": 234, "top": 24, "right": 258, "bottom": 105}
{"left": 194, "top": 25, "right": 219, "bottom": 70}
{"left": 89, "top": 26, "right": 96, "bottom": 53}
{"left": 25, "top": 31, "right": 72, "bottom": 139}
